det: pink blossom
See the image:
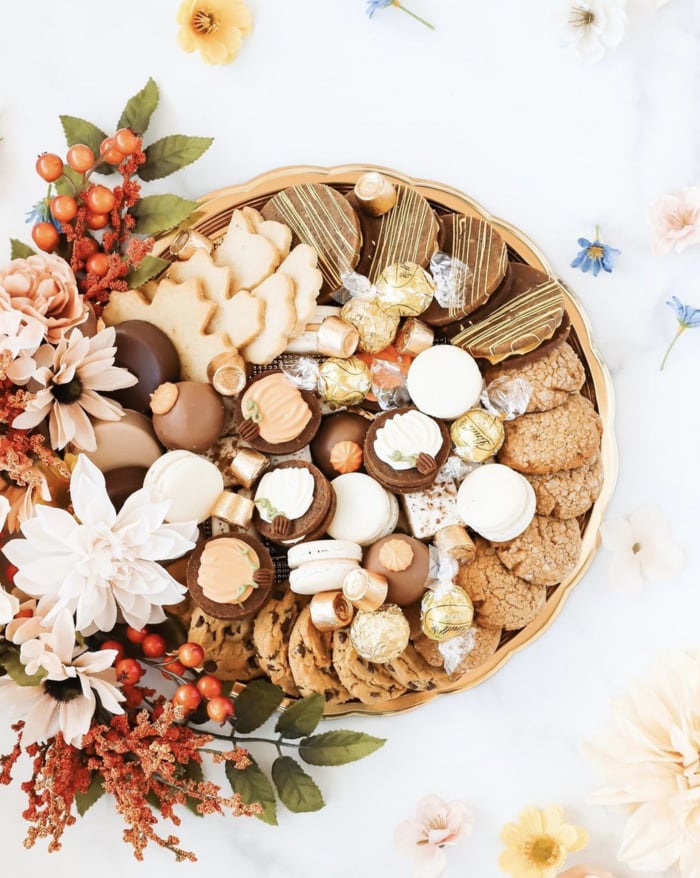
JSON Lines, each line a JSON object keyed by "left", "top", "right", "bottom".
{"left": 395, "top": 794, "right": 473, "bottom": 878}
{"left": 650, "top": 187, "right": 700, "bottom": 255}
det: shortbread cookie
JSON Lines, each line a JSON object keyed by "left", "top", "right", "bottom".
{"left": 242, "top": 206, "right": 292, "bottom": 259}
{"left": 495, "top": 515, "right": 582, "bottom": 587}
{"left": 457, "top": 540, "right": 547, "bottom": 631}
{"left": 243, "top": 273, "right": 296, "bottom": 364}
{"left": 253, "top": 585, "right": 307, "bottom": 696}
{"left": 332, "top": 629, "right": 406, "bottom": 704}
{"left": 288, "top": 606, "right": 351, "bottom": 704}
{"left": 483, "top": 341, "right": 586, "bottom": 412}
{"left": 102, "top": 278, "right": 236, "bottom": 383}
{"left": 525, "top": 454, "right": 603, "bottom": 519}
{"left": 215, "top": 209, "right": 282, "bottom": 292}
{"left": 498, "top": 393, "right": 602, "bottom": 475}
{"left": 188, "top": 607, "right": 264, "bottom": 682}
{"left": 278, "top": 244, "right": 323, "bottom": 335}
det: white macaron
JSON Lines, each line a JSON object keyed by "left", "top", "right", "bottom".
{"left": 406, "top": 345, "right": 483, "bottom": 420}
{"left": 288, "top": 539, "right": 363, "bottom": 568}
{"left": 289, "top": 558, "right": 362, "bottom": 595}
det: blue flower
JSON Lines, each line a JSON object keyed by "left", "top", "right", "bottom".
{"left": 571, "top": 226, "right": 621, "bottom": 276}
{"left": 660, "top": 296, "right": 700, "bottom": 370}
{"left": 25, "top": 199, "right": 61, "bottom": 231}
{"left": 366, "top": 0, "right": 434, "bottom": 29}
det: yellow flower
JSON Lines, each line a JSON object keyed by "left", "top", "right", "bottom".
{"left": 499, "top": 806, "right": 588, "bottom": 878}
{"left": 176, "top": 0, "right": 252, "bottom": 65}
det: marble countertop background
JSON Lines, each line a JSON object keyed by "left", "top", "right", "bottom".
{"left": 1, "top": 1, "right": 699, "bottom": 875}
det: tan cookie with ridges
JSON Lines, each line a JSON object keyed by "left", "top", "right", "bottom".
{"left": 495, "top": 515, "right": 582, "bottom": 587}
{"left": 498, "top": 393, "right": 602, "bottom": 474}
{"left": 253, "top": 585, "right": 307, "bottom": 697}
{"left": 384, "top": 642, "right": 459, "bottom": 691}
{"left": 243, "top": 273, "right": 297, "bottom": 364}
{"left": 278, "top": 244, "right": 324, "bottom": 335}
{"left": 456, "top": 540, "right": 546, "bottom": 631}
{"left": 102, "top": 277, "right": 237, "bottom": 383}
{"left": 242, "top": 206, "right": 292, "bottom": 260}
{"left": 188, "top": 607, "right": 264, "bottom": 682}
{"left": 331, "top": 628, "right": 406, "bottom": 704}
{"left": 214, "top": 210, "right": 282, "bottom": 293}
{"left": 483, "top": 341, "right": 586, "bottom": 412}
{"left": 288, "top": 606, "right": 351, "bottom": 704}
{"left": 525, "top": 454, "right": 603, "bottom": 519}
{"left": 168, "top": 250, "right": 264, "bottom": 349}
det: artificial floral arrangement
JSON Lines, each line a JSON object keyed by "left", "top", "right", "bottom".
{"left": 0, "top": 79, "right": 384, "bottom": 861}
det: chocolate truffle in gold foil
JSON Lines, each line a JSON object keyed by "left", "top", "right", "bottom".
{"left": 450, "top": 409, "right": 505, "bottom": 463}
{"left": 341, "top": 298, "right": 399, "bottom": 354}
{"left": 421, "top": 586, "right": 474, "bottom": 642}
{"left": 375, "top": 262, "right": 435, "bottom": 318}
{"left": 318, "top": 356, "right": 372, "bottom": 406}
{"left": 349, "top": 604, "right": 410, "bottom": 664}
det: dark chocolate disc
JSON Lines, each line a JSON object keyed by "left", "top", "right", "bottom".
{"left": 110, "top": 320, "right": 180, "bottom": 414}
{"left": 104, "top": 466, "right": 147, "bottom": 512}
{"left": 310, "top": 411, "right": 371, "bottom": 480}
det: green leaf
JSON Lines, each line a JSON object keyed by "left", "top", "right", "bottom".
{"left": 75, "top": 773, "right": 105, "bottom": 817}
{"left": 0, "top": 648, "right": 46, "bottom": 687}
{"left": 58, "top": 115, "right": 112, "bottom": 176}
{"left": 130, "top": 194, "right": 198, "bottom": 236}
{"left": 271, "top": 756, "right": 324, "bottom": 813}
{"left": 234, "top": 679, "right": 284, "bottom": 734}
{"left": 275, "top": 693, "right": 324, "bottom": 740}
{"left": 10, "top": 239, "right": 35, "bottom": 259}
{"left": 139, "top": 135, "right": 214, "bottom": 182}
{"left": 117, "top": 77, "right": 159, "bottom": 135}
{"left": 126, "top": 254, "right": 169, "bottom": 288}
{"left": 225, "top": 758, "right": 277, "bottom": 826}
{"left": 298, "top": 730, "right": 386, "bottom": 766}
{"left": 54, "top": 166, "right": 85, "bottom": 197}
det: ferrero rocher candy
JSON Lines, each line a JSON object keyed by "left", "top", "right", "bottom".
{"left": 375, "top": 262, "right": 436, "bottom": 318}
{"left": 318, "top": 356, "right": 372, "bottom": 406}
{"left": 341, "top": 297, "right": 399, "bottom": 354}
{"left": 421, "top": 586, "right": 474, "bottom": 642}
{"left": 349, "top": 604, "right": 410, "bottom": 664}
{"left": 450, "top": 409, "right": 505, "bottom": 463}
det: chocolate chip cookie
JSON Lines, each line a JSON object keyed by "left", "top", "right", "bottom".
{"left": 525, "top": 453, "right": 603, "bottom": 519}
{"left": 188, "top": 607, "right": 264, "bottom": 682}
{"left": 495, "top": 515, "right": 582, "bottom": 587}
{"left": 253, "top": 585, "right": 308, "bottom": 696}
{"left": 288, "top": 606, "right": 350, "bottom": 704}
{"left": 332, "top": 628, "right": 406, "bottom": 704}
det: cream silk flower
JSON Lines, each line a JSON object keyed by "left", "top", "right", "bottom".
{"left": 176, "top": 0, "right": 252, "bottom": 65}
{"left": 395, "top": 794, "right": 473, "bottom": 878}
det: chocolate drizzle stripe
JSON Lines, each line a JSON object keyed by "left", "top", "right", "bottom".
{"left": 369, "top": 187, "right": 437, "bottom": 282}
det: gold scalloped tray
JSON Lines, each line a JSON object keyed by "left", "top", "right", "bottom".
{"left": 155, "top": 165, "right": 618, "bottom": 718}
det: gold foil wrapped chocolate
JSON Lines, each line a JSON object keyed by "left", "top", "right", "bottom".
{"left": 353, "top": 172, "right": 397, "bottom": 217}
{"left": 341, "top": 298, "right": 399, "bottom": 354}
{"left": 318, "top": 356, "right": 372, "bottom": 406}
{"left": 450, "top": 409, "right": 505, "bottom": 463}
{"left": 421, "top": 585, "right": 474, "bottom": 642}
{"left": 210, "top": 491, "right": 254, "bottom": 529}
{"left": 229, "top": 447, "right": 270, "bottom": 488}
{"left": 342, "top": 568, "right": 388, "bottom": 612}
{"left": 395, "top": 318, "right": 435, "bottom": 356}
{"left": 207, "top": 351, "right": 247, "bottom": 396}
{"left": 309, "top": 591, "right": 355, "bottom": 632}
{"left": 170, "top": 229, "right": 213, "bottom": 260}
{"left": 349, "top": 604, "right": 410, "bottom": 664}
{"left": 434, "top": 525, "right": 476, "bottom": 566}
{"left": 317, "top": 316, "right": 359, "bottom": 358}
{"left": 375, "top": 262, "right": 436, "bottom": 318}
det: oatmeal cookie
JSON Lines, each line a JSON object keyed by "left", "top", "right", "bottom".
{"left": 495, "top": 515, "right": 582, "bottom": 586}
{"left": 288, "top": 606, "right": 350, "bottom": 705}
{"left": 331, "top": 628, "right": 406, "bottom": 704}
{"left": 498, "top": 393, "right": 601, "bottom": 474}
{"left": 525, "top": 454, "right": 603, "bottom": 519}
{"left": 253, "top": 585, "right": 308, "bottom": 697}
{"left": 483, "top": 341, "right": 586, "bottom": 412}
{"left": 188, "top": 608, "right": 264, "bottom": 682}
{"left": 456, "top": 540, "right": 546, "bottom": 630}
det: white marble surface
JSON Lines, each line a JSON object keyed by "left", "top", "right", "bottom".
{"left": 1, "top": 1, "right": 699, "bottom": 875}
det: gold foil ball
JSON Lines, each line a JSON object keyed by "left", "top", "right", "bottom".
{"left": 450, "top": 409, "right": 505, "bottom": 463}
{"left": 318, "top": 356, "right": 372, "bottom": 406}
{"left": 421, "top": 586, "right": 474, "bottom": 642}
{"left": 341, "top": 297, "right": 399, "bottom": 354}
{"left": 349, "top": 604, "right": 410, "bottom": 664}
{"left": 375, "top": 262, "right": 436, "bottom": 318}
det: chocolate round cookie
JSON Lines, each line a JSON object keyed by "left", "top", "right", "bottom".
{"left": 253, "top": 461, "right": 335, "bottom": 545}
{"left": 104, "top": 465, "right": 147, "bottom": 512}
{"left": 495, "top": 515, "right": 582, "bottom": 586}
{"left": 422, "top": 214, "right": 508, "bottom": 326}
{"left": 348, "top": 184, "right": 439, "bottom": 283}
{"left": 310, "top": 411, "right": 371, "bottom": 480}
{"left": 186, "top": 533, "right": 274, "bottom": 621}
{"left": 233, "top": 370, "right": 321, "bottom": 455}
{"left": 262, "top": 182, "right": 362, "bottom": 300}
{"left": 110, "top": 320, "right": 180, "bottom": 414}
{"left": 363, "top": 534, "right": 430, "bottom": 606}
{"left": 363, "top": 406, "right": 451, "bottom": 494}
{"left": 151, "top": 381, "right": 225, "bottom": 454}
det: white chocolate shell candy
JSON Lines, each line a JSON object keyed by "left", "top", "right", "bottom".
{"left": 254, "top": 467, "right": 315, "bottom": 523}
{"left": 406, "top": 345, "right": 483, "bottom": 420}
{"left": 144, "top": 450, "right": 224, "bottom": 524}
{"left": 374, "top": 410, "right": 443, "bottom": 470}
{"left": 456, "top": 463, "right": 535, "bottom": 541}
{"left": 328, "top": 473, "right": 398, "bottom": 546}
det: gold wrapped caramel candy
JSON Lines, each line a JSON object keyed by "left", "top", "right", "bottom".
{"left": 318, "top": 356, "right": 372, "bottom": 406}
{"left": 350, "top": 604, "right": 410, "bottom": 664}
{"left": 375, "top": 262, "right": 436, "bottom": 318}
{"left": 434, "top": 525, "right": 476, "bottom": 566}
{"left": 309, "top": 591, "right": 355, "bottom": 632}
{"left": 341, "top": 297, "right": 399, "bottom": 354}
{"left": 229, "top": 447, "right": 270, "bottom": 489}
{"left": 170, "top": 229, "right": 213, "bottom": 260}
{"left": 395, "top": 318, "right": 434, "bottom": 356}
{"left": 421, "top": 586, "right": 474, "bottom": 642}
{"left": 317, "top": 316, "right": 359, "bottom": 358}
{"left": 207, "top": 351, "right": 247, "bottom": 396}
{"left": 450, "top": 409, "right": 505, "bottom": 463}
{"left": 353, "top": 172, "right": 397, "bottom": 217}
{"left": 210, "top": 491, "right": 254, "bottom": 529}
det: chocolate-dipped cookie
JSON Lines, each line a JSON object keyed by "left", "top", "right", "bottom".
{"left": 151, "top": 381, "right": 225, "bottom": 454}
{"left": 310, "top": 411, "right": 372, "bottom": 480}
{"left": 364, "top": 534, "right": 430, "bottom": 607}
{"left": 262, "top": 183, "right": 362, "bottom": 300}
{"left": 363, "top": 406, "right": 451, "bottom": 494}
{"left": 422, "top": 214, "right": 508, "bottom": 326}
{"left": 349, "top": 185, "right": 439, "bottom": 283}
{"left": 233, "top": 370, "right": 321, "bottom": 455}
{"left": 253, "top": 460, "right": 336, "bottom": 545}
{"left": 110, "top": 320, "right": 180, "bottom": 414}
{"left": 104, "top": 465, "right": 147, "bottom": 512}
{"left": 186, "top": 533, "right": 274, "bottom": 620}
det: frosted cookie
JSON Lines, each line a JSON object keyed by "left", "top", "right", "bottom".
{"left": 456, "top": 463, "right": 536, "bottom": 542}
{"left": 327, "top": 473, "right": 399, "bottom": 546}
{"left": 406, "top": 345, "right": 483, "bottom": 420}
{"left": 253, "top": 461, "right": 335, "bottom": 544}
{"left": 525, "top": 453, "right": 603, "bottom": 519}
{"left": 495, "top": 515, "right": 582, "bottom": 587}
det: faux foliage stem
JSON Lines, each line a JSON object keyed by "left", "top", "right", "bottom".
{"left": 393, "top": 1, "right": 434, "bottom": 29}
{"left": 660, "top": 325, "right": 685, "bottom": 370}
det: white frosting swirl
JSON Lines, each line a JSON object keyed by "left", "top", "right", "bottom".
{"left": 254, "top": 468, "right": 315, "bottom": 522}
{"left": 374, "top": 410, "right": 443, "bottom": 471}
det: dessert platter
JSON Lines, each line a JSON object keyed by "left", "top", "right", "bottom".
{"left": 96, "top": 164, "right": 616, "bottom": 717}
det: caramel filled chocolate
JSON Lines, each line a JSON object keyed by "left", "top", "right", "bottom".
{"left": 310, "top": 412, "right": 371, "bottom": 480}
{"left": 151, "top": 381, "right": 226, "bottom": 454}
{"left": 110, "top": 321, "right": 180, "bottom": 414}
